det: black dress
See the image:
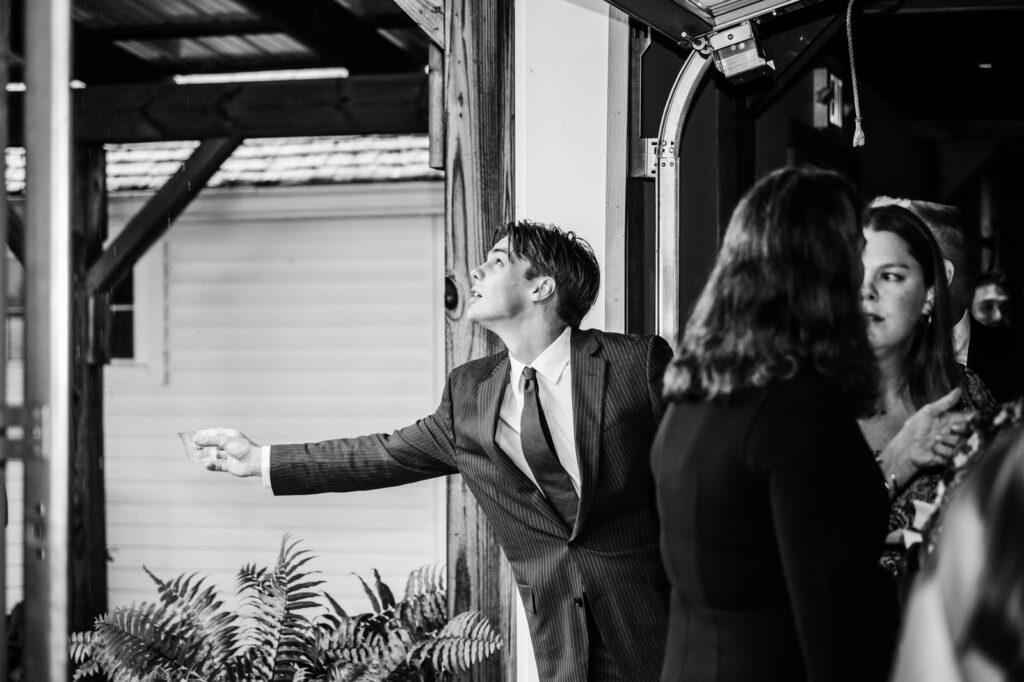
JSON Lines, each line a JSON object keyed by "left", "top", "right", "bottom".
{"left": 651, "top": 370, "right": 895, "bottom": 682}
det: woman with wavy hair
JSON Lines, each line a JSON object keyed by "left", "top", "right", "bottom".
{"left": 858, "top": 205, "right": 994, "bottom": 581}
{"left": 651, "top": 167, "right": 963, "bottom": 682}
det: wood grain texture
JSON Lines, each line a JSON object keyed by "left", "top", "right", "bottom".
{"left": 393, "top": 0, "right": 445, "bottom": 48}
{"left": 69, "top": 143, "right": 109, "bottom": 634}
{"left": 443, "top": 0, "right": 516, "bottom": 679}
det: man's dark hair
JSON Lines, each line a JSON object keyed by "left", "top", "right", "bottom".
{"left": 905, "top": 201, "right": 980, "bottom": 288}
{"left": 976, "top": 269, "right": 1010, "bottom": 291}
{"left": 491, "top": 220, "right": 600, "bottom": 327}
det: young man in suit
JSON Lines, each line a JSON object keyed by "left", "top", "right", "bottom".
{"left": 195, "top": 220, "right": 672, "bottom": 682}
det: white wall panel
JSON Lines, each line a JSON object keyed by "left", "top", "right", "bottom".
{"left": 55, "top": 180, "right": 447, "bottom": 614}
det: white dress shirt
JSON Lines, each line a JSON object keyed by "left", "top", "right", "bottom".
{"left": 496, "top": 326, "right": 581, "bottom": 496}
{"left": 262, "top": 326, "right": 580, "bottom": 495}
{"left": 953, "top": 310, "right": 971, "bottom": 365}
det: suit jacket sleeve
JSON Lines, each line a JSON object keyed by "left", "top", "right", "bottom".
{"left": 269, "top": 374, "right": 460, "bottom": 495}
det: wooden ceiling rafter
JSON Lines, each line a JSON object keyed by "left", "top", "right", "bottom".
{"left": 87, "top": 19, "right": 280, "bottom": 41}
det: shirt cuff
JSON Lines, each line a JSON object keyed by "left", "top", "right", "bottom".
{"left": 261, "top": 445, "right": 273, "bottom": 491}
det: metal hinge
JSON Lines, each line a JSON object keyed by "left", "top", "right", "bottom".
{"left": 0, "top": 405, "right": 25, "bottom": 462}
{"left": 630, "top": 137, "right": 659, "bottom": 179}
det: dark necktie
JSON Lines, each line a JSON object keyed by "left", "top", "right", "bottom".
{"left": 520, "top": 367, "right": 579, "bottom": 528}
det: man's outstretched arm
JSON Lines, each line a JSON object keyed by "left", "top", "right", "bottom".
{"left": 193, "top": 377, "right": 460, "bottom": 494}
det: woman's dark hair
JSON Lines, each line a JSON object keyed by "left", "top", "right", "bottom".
{"left": 864, "top": 205, "right": 958, "bottom": 409}
{"left": 960, "top": 423, "right": 1024, "bottom": 676}
{"left": 663, "top": 166, "right": 877, "bottom": 413}
{"left": 492, "top": 220, "right": 600, "bottom": 328}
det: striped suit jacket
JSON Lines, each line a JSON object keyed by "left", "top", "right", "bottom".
{"left": 270, "top": 327, "right": 673, "bottom": 681}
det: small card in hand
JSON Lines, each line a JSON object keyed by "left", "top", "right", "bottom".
{"left": 178, "top": 431, "right": 213, "bottom": 462}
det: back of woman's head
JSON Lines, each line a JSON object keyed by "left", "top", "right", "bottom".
{"left": 963, "top": 422, "right": 1024, "bottom": 676}
{"left": 864, "top": 205, "right": 957, "bottom": 408}
{"left": 664, "top": 166, "right": 877, "bottom": 411}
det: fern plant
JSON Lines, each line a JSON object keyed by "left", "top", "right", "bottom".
{"left": 70, "top": 537, "right": 501, "bottom": 681}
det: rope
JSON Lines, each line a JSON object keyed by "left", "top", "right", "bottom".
{"left": 846, "top": 0, "right": 865, "bottom": 147}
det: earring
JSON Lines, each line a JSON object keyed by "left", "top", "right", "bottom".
{"left": 922, "top": 311, "right": 933, "bottom": 326}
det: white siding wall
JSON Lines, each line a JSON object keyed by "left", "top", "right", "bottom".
{"left": 6, "top": 181, "right": 447, "bottom": 613}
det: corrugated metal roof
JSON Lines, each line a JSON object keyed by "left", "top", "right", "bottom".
{"left": 5, "top": 134, "right": 441, "bottom": 195}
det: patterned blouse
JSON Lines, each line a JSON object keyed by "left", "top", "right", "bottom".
{"left": 879, "top": 365, "right": 996, "bottom": 579}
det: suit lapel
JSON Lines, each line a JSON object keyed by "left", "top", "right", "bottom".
{"left": 570, "top": 328, "right": 605, "bottom": 540}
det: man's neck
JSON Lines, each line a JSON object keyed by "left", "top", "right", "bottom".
{"left": 499, "top": 322, "right": 570, "bottom": 366}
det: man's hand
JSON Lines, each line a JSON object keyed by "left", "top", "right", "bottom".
{"left": 193, "top": 427, "right": 263, "bottom": 478}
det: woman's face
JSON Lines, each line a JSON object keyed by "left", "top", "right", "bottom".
{"left": 861, "top": 228, "right": 933, "bottom": 356}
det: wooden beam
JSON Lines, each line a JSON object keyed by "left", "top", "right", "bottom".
{"left": 233, "top": 0, "right": 418, "bottom": 72}
{"left": 443, "top": 0, "right": 516, "bottom": 680}
{"left": 392, "top": 0, "right": 445, "bottom": 48}
{"left": 87, "top": 137, "right": 241, "bottom": 294}
{"left": 89, "top": 18, "right": 279, "bottom": 41}
{"left": 428, "top": 44, "right": 444, "bottom": 169}
{"left": 7, "top": 73, "right": 429, "bottom": 144}
{"left": 69, "top": 143, "right": 108, "bottom": 638}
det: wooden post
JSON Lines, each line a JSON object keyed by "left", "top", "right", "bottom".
{"left": 442, "top": 0, "right": 516, "bottom": 680}
{"left": 69, "top": 143, "right": 109, "bottom": 636}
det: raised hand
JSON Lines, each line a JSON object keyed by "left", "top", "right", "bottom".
{"left": 881, "top": 388, "right": 975, "bottom": 488}
{"left": 193, "top": 427, "right": 263, "bottom": 478}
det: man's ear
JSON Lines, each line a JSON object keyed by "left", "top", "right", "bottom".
{"left": 532, "top": 276, "right": 556, "bottom": 303}
{"left": 943, "top": 258, "right": 955, "bottom": 287}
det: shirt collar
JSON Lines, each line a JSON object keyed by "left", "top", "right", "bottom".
{"left": 952, "top": 310, "right": 971, "bottom": 364}
{"left": 509, "top": 327, "right": 572, "bottom": 396}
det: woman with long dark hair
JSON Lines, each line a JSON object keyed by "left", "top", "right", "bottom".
{"left": 652, "top": 167, "right": 964, "bottom": 682}
{"left": 858, "top": 205, "right": 994, "bottom": 578}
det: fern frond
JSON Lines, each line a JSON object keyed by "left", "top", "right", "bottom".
{"left": 402, "top": 564, "right": 445, "bottom": 601}
{"left": 395, "top": 592, "right": 446, "bottom": 637}
{"left": 407, "top": 611, "right": 501, "bottom": 675}
{"left": 84, "top": 603, "right": 207, "bottom": 681}
{"left": 372, "top": 570, "right": 396, "bottom": 610}
{"left": 235, "top": 538, "right": 322, "bottom": 681}
{"left": 69, "top": 631, "right": 101, "bottom": 681}
{"left": 143, "top": 565, "right": 241, "bottom": 677}
{"left": 352, "top": 573, "right": 382, "bottom": 614}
